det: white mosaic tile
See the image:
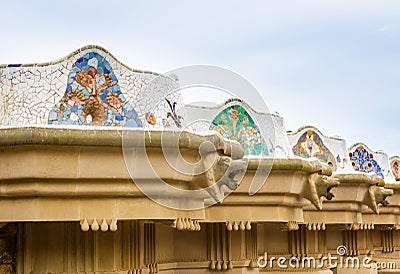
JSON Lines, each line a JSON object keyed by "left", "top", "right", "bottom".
{"left": 0, "top": 46, "right": 182, "bottom": 128}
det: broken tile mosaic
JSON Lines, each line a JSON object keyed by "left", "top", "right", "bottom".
{"left": 349, "top": 145, "right": 384, "bottom": 179}
{"left": 0, "top": 46, "right": 182, "bottom": 128}
{"left": 210, "top": 105, "right": 268, "bottom": 156}
{"left": 391, "top": 158, "right": 400, "bottom": 181}
{"left": 48, "top": 52, "right": 142, "bottom": 127}
{"left": 292, "top": 129, "right": 337, "bottom": 171}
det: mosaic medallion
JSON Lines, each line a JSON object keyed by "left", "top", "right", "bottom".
{"left": 349, "top": 145, "right": 384, "bottom": 179}
{"left": 210, "top": 105, "right": 268, "bottom": 156}
{"left": 292, "top": 129, "right": 337, "bottom": 171}
{"left": 48, "top": 52, "right": 142, "bottom": 127}
{"left": 391, "top": 159, "right": 400, "bottom": 181}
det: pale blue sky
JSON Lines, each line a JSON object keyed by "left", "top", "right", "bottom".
{"left": 1, "top": 0, "right": 399, "bottom": 155}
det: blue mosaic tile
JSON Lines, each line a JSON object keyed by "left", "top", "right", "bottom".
{"left": 48, "top": 52, "right": 142, "bottom": 127}
{"left": 349, "top": 145, "right": 384, "bottom": 179}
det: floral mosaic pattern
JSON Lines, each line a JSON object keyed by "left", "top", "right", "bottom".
{"left": 210, "top": 105, "right": 268, "bottom": 156}
{"left": 48, "top": 52, "right": 142, "bottom": 127}
{"left": 391, "top": 159, "right": 400, "bottom": 181}
{"left": 292, "top": 130, "right": 337, "bottom": 171}
{"left": 349, "top": 145, "right": 384, "bottom": 179}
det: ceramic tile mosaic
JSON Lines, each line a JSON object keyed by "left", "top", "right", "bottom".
{"left": 390, "top": 156, "right": 400, "bottom": 181}
{"left": 349, "top": 145, "right": 384, "bottom": 179}
{"left": 292, "top": 129, "right": 337, "bottom": 171}
{"left": 210, "top": 104, "right": 268, "bottom": 156}
{"left": 180, "top": 100, "right": 292, "bottom": 158}
{"left": 48, "top": 52, "right": 141, "bottom": 127}
{"left": 288, "top": 126, "right": 359, "bottom": 173}
{"left": 0, "top": 46, "right": 182, "bottom": 127}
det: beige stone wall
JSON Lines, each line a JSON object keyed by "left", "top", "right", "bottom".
{"left": 1, "top": 127, "right": 400, "bottom": 274}
{"left": 11, "top": 221, "right": 400, "bottom": 274}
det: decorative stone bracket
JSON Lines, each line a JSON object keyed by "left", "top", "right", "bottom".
{"left": 329, "top": 173, "right": 392, "bottom": 214}
{"left": 283, "top": 221, "right": 300, "bottom": 231}
{"left": 225, "top": 221, "right": 251, "bottom": 231}
{"left": 199, "top": 154, "right": 248, "bottom": 205}
{"left": 210, "top": 260, "right": 233, "bottom": 271}
{"left": 303, "top": 173, "right": 340, "bottom": 210}
{"left": 80, "top": 218, "right": 118, "bottom": 232}
{"left": 171, "top": 218, "right": 201, "bottom": 231}
{"left": 365, "top": 185, "right": 393, "bottom": 214}
{"left": 306, "top": 222, "right": 326, "bottom": 231}
{"left": 374, "top": 186, "right": 393, "bottom": 207}
{"left": 342, "top": 223, "right": 375, "bottom": 230}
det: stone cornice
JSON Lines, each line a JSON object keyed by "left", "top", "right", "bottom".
{"left": 0, "top": 126, "right": 243, "bottom": 158}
